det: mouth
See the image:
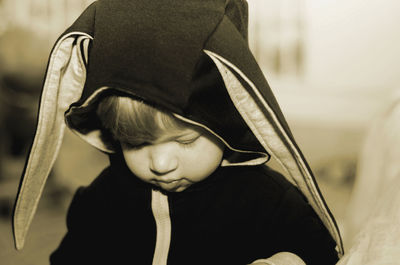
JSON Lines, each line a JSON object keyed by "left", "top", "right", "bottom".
{"left": 153, "top": 179, "right": 186, "bottom": 192}
{"left": 157, "top": 179, "right": 180, "bottom": 184}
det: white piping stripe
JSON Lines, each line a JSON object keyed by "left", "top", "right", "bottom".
{"left": 204, "top": 50, "right": 343, "bottom": 255}
{"left": 67, "top": 86, "right": 270, "bottom": 166}
{"left": 173, "top": 114, "right": 269, "bottom": 166}
{"left": 151, "top": 190, "right": 172, "bottom": 265}
{"left": 206, "top": 50, "right": 317, "bottom": 197}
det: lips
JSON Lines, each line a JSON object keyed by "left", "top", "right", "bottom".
{"left": 157, "top": 179, "right": 180, "bottom": 184}
{"left": 153, "top": 179, "right": 182, "bottom": 191}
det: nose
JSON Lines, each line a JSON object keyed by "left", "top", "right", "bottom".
{"left": 149, "top": 144, "right": 178, "bottom": 175}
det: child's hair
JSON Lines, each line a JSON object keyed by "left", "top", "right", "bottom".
{"left": 96, "top": 95, "right": 189, "bottom": 146}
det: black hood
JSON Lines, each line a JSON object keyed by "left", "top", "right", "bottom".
{"left": 64, "top": 0, "right": 268, "bottom": 163}
{"left": 13, "top": 0, "right": 343, "bottom": 255}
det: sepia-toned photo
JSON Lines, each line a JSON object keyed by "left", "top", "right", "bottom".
{"left": 1, "top": 1, "right": 399, "bottom": 264}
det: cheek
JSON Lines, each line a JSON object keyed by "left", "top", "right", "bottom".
{"left": 122, "top": 150, "right": 149, "bottom": 178}
{"left": 182, "top": 143, "right": 224, "bottom": 181}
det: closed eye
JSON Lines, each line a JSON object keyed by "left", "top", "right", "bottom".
{"left": 121, "top": 141, "right": 150, "bottom": 150}
{"left": 176, "top": 135, "right": 201, "bottom": 148}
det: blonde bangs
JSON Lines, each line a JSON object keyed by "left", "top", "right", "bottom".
{"left": 96, "top": 95, "right": 186, "bottom": 145}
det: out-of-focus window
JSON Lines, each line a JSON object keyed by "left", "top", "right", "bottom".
{"left": 0, "top": 0, "right": 95, "bottom": 41}
{"left": 0, "top": 0, "right": 96, "bottom": 182}
{"left": 249, "top": 0, "right": 305, "bottom": 79}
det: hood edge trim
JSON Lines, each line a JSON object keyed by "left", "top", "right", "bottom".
{"left": 66, "top": 86, "right": 270, "bottom": 166}
{"left": 205, "top": 49, "right": 344, "bottom": 256}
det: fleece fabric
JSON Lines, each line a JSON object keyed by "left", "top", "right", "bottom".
{"left": 50, "top": 156, "right": 338, "bottom": 265}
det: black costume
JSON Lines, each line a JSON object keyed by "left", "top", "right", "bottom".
{"left": 50, "top": 156, "right": 338, "bottom": 265}
{"left": 13, "top": 0, "right": 343, "bottom": 264}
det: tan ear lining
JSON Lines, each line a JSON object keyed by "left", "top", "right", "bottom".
{"left": 205, "top": 49, "right": 344, "bottom": 257}
{"left": 13, "top": 33, "right": 92, "bottom": 250}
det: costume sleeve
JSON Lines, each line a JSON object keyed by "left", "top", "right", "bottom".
{"left": 268, "top": 185, "right": 339, "bottom": 265}
{"left": 50, "top": 186, "right": 104, "bottom": 265}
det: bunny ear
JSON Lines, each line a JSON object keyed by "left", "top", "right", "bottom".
{"left": 12, "top": 33, "right": 92, "bottom": 250}
{"left": 202, "top": 13, "right": 343, "bottom": 256}
{"left": 205, "top": 50, "right": 344, "bottom": 256}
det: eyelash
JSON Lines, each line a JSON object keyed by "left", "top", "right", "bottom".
{"left": 122, "top": 142, "right": 149, "bottom": 150}
{"left": 176, "top": 136, "right": 200, "bottom": 148}
{"left": 177, "top": 140, "right": 196, "bottom": 148}
{"left": 123, "top": 136, "right": 200, "bottom": 149}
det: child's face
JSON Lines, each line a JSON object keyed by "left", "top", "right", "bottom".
{"left": 121, "top": 127, "right": 224, "bottom": 192}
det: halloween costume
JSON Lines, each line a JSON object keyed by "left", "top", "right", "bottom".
{"left": 13, "top": 0, "right": 343, "bottom": 263}
{"left": 50, "top": 157, "right": 338, "bottom": 265}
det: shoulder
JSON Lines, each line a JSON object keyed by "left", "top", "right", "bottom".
{"left": 66, "top": 168, "right": 113, "bottom": 215}
{"left": 77, "top": 164, "right": 138, "bottom": 199}
{"left": 75, "top": 167, "right": 115, "bottom": 200}
{"left": 223, "top": 164, "right": 298, "bottom": 197}
{"left": 65, "top": 166, "right": 124, "bottom": 222}
{"left": 68, "top": 165, "right": 151, "bottom": 218}
{"left": 218, "top": 165, "right": 307, "bottom": 213}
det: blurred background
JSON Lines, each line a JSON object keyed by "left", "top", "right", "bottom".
{"left": 1, "top": 0, "right": 399, "bottom": 264}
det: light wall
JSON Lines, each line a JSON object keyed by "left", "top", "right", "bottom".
{"left": 249, "top": 0, "right": 400, "bottom": 129}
